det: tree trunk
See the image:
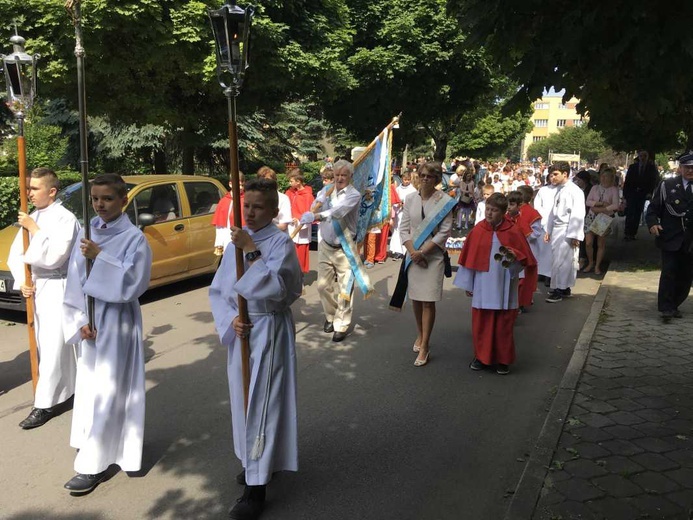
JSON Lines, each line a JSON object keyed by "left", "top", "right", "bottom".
{"left": 154, "top": 150, "right": 168, "bottom": 174}
{"left": 182, "top": 145, "right": 195, "bottom": 175}
{"left": 433, "top": 137, "right": 448, "bottom": 162}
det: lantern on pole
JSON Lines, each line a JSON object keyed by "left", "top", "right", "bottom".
{"left": 2, "top": 31, "right": 40, "bottom": 391}
{"left": 208, "top": 1, "right": 254, "bottom": 412}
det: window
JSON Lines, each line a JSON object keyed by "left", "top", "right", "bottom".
{"left": 573, "top": 119, "right": 583, "bottom": 127}
{"left": 534, "top": 102, "right": 549, "bottom": 109}
{"left": 185, "top": 181, "right": 223, "bottom": 215}
{"left": 558, "top": 103, "right": 567, "bottom": 110}
{"left": 132, "top": 183, "right": 182, "bottom": 223}
{"left": 557, "top": 119, "right": 567, "bottom": 127}
{"left": 534, "top": 119, "right": 548, "bottom": 127}
{"left": 533, "top": 136, "right": 546, "bottom": 142}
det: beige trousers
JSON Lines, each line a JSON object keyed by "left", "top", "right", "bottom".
{"left": 317, "top": 242, "right": 355, "bottom": 333}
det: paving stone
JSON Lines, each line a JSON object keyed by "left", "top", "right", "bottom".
{"left": 664, "top": 449, "right": 693, "bottom": 468}
{"left": 600, "top": 439, "right": 645, "bottom": 457}
{"left": 664, "top": 467, "right": 693, "bottom": 487}
{"left": 562, "top": 459, "right": 609, "bottom": 479}
{"left": 573, "top": 442, "right": 611, "bottom": 459}
{"left": 535, "top": 500, "right": 600, "bottom": 520}
{"left": 585, "top": 366, "right": 621, "bottom": 378}
{"left": 631, "top": 452, "right": 680, "bottom": 472}
{"left": 579, "top": 412, "right": 616, "bottom": 429}
{"left": 585, "top": 497, "right": 641, "bottom": 519}
{"left": 602, "top": 424, "right": 644, "bottom": 440}
{"left": 553, "top": 478, "right": 605, "bottom": 502}
{"left": 608, "top": 410, "right": 648, "bottom": 426}
{"left": 571, "top": 426, "right": 614, "bottom": 443}
{"left": 636, "top": 396, "right": 677, "bottom": 409}
{"left": 632, "top": 437, "right": 677, "bottom": 454}
{"left": 629, "top": 495, "right": 683, "bottom": 518}
{"left": 635, "top": 409, "right": 675, "bottom": 423}
{"left": 580, "top": 399, "right": 618, "bottom": 414}
{"left": 664, "top": 489, "right": 693, "bottom": 510}
{"left": 630, "top": 471, "right": 680, "bottom": 494}
{"left": 606, "top": 398, "right": 645, "bottom": 412}
{"left": 634, "top": 423, "right": 677, "bottom": 438}
{"left": 558, "top": 431, "right": 581, "bottom": 447}
{"left": 599, "top": 455, "right": 645, "bottom": 476}
{"left": 592, "top": 474, "right": 643, "bottom": 497}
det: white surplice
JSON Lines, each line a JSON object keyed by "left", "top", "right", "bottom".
{"left": 453, "top": 233, "right": 522, "bottom": 309}
{"left": 532, "top": 185, "right": 556, "bottom": 277}
{"left": 7, "top": 201, "right": 80, "bottom": 408}
{"left": 63, "top": 213, "right": 152, "bottom": 474}
{"left": 390, "top": 184, "right": 417, "bottom": 255}
{"left": 547, "top": 182, "right": 585, "bottom": 290}
{"left": 209, "top": 223, "right": 303, "bottom": 486}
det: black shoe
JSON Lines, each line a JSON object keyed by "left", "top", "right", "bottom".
{"left": 323, "top": 320, "right": 334, "bottom": 333}
{"left": 469, "top": 358, "right": 486, "bottom": 371}
{"left": 332, "top": 331, "right": 347, "bottom": 342}
{"left": 236, "top": 470, "right": 246, "bottom": 486}
{"left": 546, "top": 290, "right": 563, "bottom": 303}
{"left": 674, "top": 309, "right": 683, "bottom": 318}
{"left": 561, "top": 288, "right": 572, "bottom": 298}
{"left": 661, "top": 311, "right": 675, "bottom": 323}
{"left": 543, "top": 277, "right": 551, "bottom": 287}
{"left": 19, "top": 407, "right": 55, "bottom": 429}
{"left": 229, "top": 485, "right": 266, "bottom": 520}
{"left": 64, "top": 470, "right": 108, "bottom": 493}
{"left": 496, "top": 364, "right": 510, "bottom": 375}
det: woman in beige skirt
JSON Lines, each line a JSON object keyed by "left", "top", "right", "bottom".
{"left": 400, "top": 162, "right": 454, "bottom": 366}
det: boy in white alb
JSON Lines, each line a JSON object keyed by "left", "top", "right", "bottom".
{"left": 62, "top": 173, "right": 152, "bottom": 494}
{"left": 8, "top": 167, "right": 80, "bottom": 429}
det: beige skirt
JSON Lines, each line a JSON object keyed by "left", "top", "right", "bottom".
{"left": 407, "top": 249, "right": 445, "bottom": 302}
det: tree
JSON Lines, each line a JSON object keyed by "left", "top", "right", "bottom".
{"left": 324, "top": 0, "right": 510, "bottom": 161}
{"left": 526, "top": 126, "right": 607, "bottom": 164}
{"left": 449, "top": 109, "right": 532, "bottom": 160}
{"left": 448, "top": 0, "right": 693, "bottom": 152}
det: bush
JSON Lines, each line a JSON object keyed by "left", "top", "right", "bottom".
{"left": 0, "top": 170, "right": 83, "bottom": 229}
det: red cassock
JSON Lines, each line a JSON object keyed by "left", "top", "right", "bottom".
{"left": 287, "top": 185, "right": 314, "bottom": 273}
{"left": 374, "top": 184, "right": 402, "bottom": 262}
{"left": 211, "top": 192, "right": 246, "bottom": 228}
{"left": 515, "top": 205, "right": 541, "bottom": 308}
{"left": 458, "top": 218, "right": 537, "bottom": 365}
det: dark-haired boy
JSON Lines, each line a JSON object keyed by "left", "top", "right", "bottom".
{"left": 209, "top": 178, "right": 303, "bottom": 520}
{"left": 454, "top": 193, "right": 535, "bottom": 375}
{"left": 62, "top": 173, "right": 152, "bottom": 493}
{"left": 8, "top": 167, "right": 80, "bottom": 429}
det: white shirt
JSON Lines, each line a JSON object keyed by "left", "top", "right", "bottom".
{"left": 315, "top": 184, "right": 361, "bottom": 246}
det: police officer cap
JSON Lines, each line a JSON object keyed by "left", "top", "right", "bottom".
{"left": 678, "top": 151, "right": 693, "bottom": 166}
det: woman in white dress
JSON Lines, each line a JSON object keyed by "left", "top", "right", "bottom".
{"left": 390, "top": 172, "right": 417, "bottom": 258}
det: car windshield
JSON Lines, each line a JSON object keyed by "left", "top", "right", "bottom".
{"left": 57, "top": 181, "right": 136, "bottom": 225}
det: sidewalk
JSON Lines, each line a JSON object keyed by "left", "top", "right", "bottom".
{"left": 520, "top": 227, "right": 693, "bottom": 519}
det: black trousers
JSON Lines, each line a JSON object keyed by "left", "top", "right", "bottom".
{"left": 624, "top": 194, "right": 647, "bottom": 237}
{"left": 658, "top": 247, "right": 693, "bottom": 313}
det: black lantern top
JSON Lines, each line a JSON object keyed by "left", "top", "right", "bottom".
{"left": 2, "top": 33, "right": 38, "bottom": 115}
{"left": 208, "top": 1, "right": 254, "bottom": 94}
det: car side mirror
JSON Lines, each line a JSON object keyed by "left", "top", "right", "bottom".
{"left": 138, "top": 213, "right": 155, "bottom": 229}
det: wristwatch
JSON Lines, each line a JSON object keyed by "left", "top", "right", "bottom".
{"left": 245, "top": 250, "right": 262, "bottom": 262}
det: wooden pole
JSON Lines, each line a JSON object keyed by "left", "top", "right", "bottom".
{"left": 17, "top": 127, "right": 39, "bottom": 391}
{"left": 227, "top": 91, "right": 251, "bottom": 412}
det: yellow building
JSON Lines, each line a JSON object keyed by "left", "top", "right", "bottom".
{"left": 521, "top": 88, "right": 585, "bottom": 160}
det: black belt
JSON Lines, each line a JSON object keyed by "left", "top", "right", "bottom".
{"left": 322, "top": 240, "right": 342, "bottom": 249}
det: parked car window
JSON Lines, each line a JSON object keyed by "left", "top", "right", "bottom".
{"left": 134, "top": 184, "right": 181, "bottom": 222}
{"left": 184, "top": 181, "right": 222, "bottom": 215}
{"left": 57, "top": 181, "right": 135, "bottom": 225}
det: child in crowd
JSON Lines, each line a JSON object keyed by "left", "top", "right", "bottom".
{"left": 62, "top": 173, "right": 152, "bottom": 493}
{"left": 454, "top": 193, "right": 535, "bottom": 375}
{"left": 474, "top": 184, "right": 495, "bottom": 225}
{"left": 286, "top": 168, "right": 315, "bottom": 273}
{"left": 509, "top": 188, "right": 541, "bottom": 312}
{"left": 213, "top": 172, "right": 245, "bottom": 255}
{"left": 209, "top": 178, "right": 303, "bottom": 520}
{"left": 9, "top": 167, "right": 80, "bottom": 430}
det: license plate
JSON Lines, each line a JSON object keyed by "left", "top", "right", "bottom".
{"left": 0, "top": 279, "right": 5, "bottom": 292}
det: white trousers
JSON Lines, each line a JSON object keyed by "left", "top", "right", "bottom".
{"left": 550, "top": 226, "right": 579, "bottom": 290}
{"left": 317, "top": 243, "right": 355, "bottom": 332}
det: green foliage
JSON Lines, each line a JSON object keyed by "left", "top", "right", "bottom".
{"left": 526, "top": 126, "right": 607, "bottom": 164}
{"left": 448, "top": 0, "right": 693, "bottom": 152}
{"left": 450, "top": 109, "right": 532, "bottom": 159}
{"left": 0, "top": 122, "right": 69, "bottom": 173}
{"left": 0, "top": 170, "right": 82, "bottom": 229}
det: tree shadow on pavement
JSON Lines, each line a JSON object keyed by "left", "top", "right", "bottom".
{"left": 0, "top": 349, "right": 30, "bottom": 396}
{"left": 6, "top": 513, "right": 107, "bottom": 520}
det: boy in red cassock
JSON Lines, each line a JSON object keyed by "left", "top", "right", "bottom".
{"left": 286, "top": 169, "right": 315, "bottom": 273}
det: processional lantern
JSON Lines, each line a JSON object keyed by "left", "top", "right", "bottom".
{"left": 208, "top": 0, "right": 254, "bottom": 94}
{"left": 2, "top": 33, "right": 38, "bottom": 116}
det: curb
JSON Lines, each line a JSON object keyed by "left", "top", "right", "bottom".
{"left": 503, "top": 277, "right": 610, "bottom": 520}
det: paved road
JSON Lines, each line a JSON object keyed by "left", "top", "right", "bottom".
{"left": 0, "top": 250, "right": 601, "bottom": 520}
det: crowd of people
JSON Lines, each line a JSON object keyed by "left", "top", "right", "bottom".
{"left": 7, "top": 148, "right": 692, "bottom": 520}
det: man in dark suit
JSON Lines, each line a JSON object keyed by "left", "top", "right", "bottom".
{"left": 624, "top": 150, "right": 660, "bottom": 240}
{"left": 646, "top": 151, "right": 693, "bottom": 322}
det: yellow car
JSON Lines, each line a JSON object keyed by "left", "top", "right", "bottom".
{"left": 0, "top": 175, "right": 227, "bottom": 311}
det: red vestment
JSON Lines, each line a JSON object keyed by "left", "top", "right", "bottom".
{"left": 459, "top": 218, "right": 536, "bottom": 366}
{"left": 515, "top": 205, "right": 541, "bottom": 307}
{"left": 286, "top": 185, "right": 314, "bottom": 273}
{"left": 211, "top": 192, "right": 245, "bottom": 227}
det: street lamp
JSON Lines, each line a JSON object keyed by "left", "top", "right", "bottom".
{"left": 1, "top": 31, "right": 39, "bottom": 391}
{"left": 208, "top": 1, "right": 254, "bottom": 412}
